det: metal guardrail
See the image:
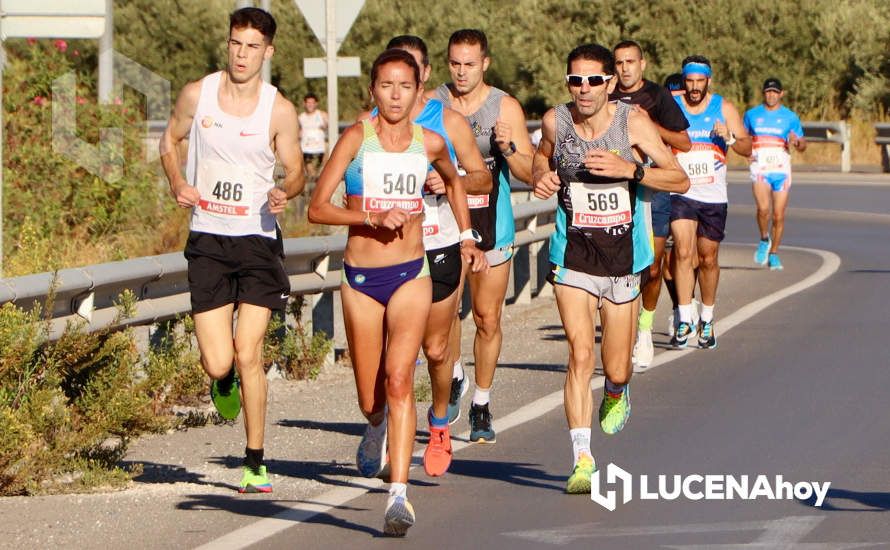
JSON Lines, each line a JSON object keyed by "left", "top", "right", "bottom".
{"left": 875, "top": 123, "right": 890, "bottom": 173}
{"left": 802, "top": 121, "right": 850, "bottom": 173}
{"left": 0, "top": 197, "right": 558, "bottom": 340}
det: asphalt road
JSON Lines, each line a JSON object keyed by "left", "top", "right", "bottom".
{"left": 1, "top": 172, "right": 887, "bottom": 549}
{"left": 252, "top": 175, "right": 890, "bottom": 549}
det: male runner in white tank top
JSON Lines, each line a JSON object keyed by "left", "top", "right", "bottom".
{"left": 159, "top": 7, "right": 304, "bottom": 493}
{"left": 299, "top": 93, "right": 328, "bottom": 178}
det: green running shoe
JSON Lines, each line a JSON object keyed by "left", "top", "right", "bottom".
{"left": 565, "top": 454, "right": 596, "bottom": 494}
{"left": 211, "top": 374, "right": 241, "bottom": 420}
{"left": 239, "top": 465, "right": 272, "bottom": 493}
{"left": 599, "top": 385, "right": 631, "bottom": 435}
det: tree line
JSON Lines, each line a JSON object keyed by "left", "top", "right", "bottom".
{"left": 106, "top": 0, "right": 889, "bottom": 120}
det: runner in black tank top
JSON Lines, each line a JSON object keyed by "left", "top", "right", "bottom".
{"left": 533, "top": 43, "right": 688, "bottom": 495}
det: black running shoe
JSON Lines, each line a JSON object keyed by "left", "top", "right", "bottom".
{"left": 468, "top": 403, "right": 496, "bottom": 443}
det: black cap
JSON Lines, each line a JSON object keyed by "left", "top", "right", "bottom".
{"left": 762, "top": 78, "right": 783, "bottom": 92}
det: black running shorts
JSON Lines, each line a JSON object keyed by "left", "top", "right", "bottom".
{"left": 669, "top": 195, "right": 728, "bottom": 243}
{"left": 184, "top": 228, "right": 290, "bottom": 314}
{"left": 426, "top": 243, "right": 462, "bottom": 303}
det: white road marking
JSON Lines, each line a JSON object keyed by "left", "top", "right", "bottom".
{"left": 196, "top": 245, "right": 841, "bottom": 549}
{"left": 507, "top": 516, "right": 881, "bottom": 548}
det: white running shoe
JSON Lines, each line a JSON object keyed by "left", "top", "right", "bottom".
{"left": 383, "top": 495, "right": 415, "bottom": 537}
{"left": 356, "top": 415, "right": 387, "bottom": 478}
{"left": 632, "top": 329, "right": 654, "bottom": 372}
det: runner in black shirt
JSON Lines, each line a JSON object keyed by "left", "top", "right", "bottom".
{"left": 610, "top": 40, "right": 691, "bottom": 371}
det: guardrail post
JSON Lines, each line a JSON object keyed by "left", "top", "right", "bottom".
{"left": 840, "top": 121, "right": 851, "bottom": 173}
{"left": 311, "top": 291, "right": 335, "bottom": 341}
{"left": 534, "top": 238, "right": 552, "bottom": 298}
{"left": 882, "top": 144, "right": 890, "bottom": 173}
{"left": 513, "top": 216, "right": 536, "bottom": 305}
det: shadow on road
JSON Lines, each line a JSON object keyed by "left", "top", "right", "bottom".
{"left": 175, "top": 495, "right": 381, "bottom": 537}
{"left": 447, "top": 458, "right": 564, "bottom": 492}
{"left": 122, "top": 461, "right": 237, "bottom": 491}
{"left": 812, "top": 488, "right": 890, "bottom": 512}
{"left": 497, "top": 362, "right": 567, "bottom": 373}
{"left": 276, "top": 419, "right": 366, "bottom": 436}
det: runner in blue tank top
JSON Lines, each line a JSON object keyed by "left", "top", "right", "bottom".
{"left": 670, "top": 56, "right": 751, "bottom": 350}
{"left": 160, "top": 7, "right": 304, "bottom": 494}
{"left": 533, "top": 43, "right": 688, "bottom": 494}
{"left": 428, "top": 29, "right": 534, "bottom": 445}
{"left": 743, "top": 77, "right": 807, "bottom": 270}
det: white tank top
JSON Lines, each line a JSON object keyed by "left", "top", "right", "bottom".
{"left": 186, "top": 71, "right": 278, "bottom": 238}
{"left": 299, "top": 110, "right": 326, "bottom": 154}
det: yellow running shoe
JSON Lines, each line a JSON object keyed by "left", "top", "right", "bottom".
{"left": 599, "top": 385, "right": 631, "bottom": 434}
{"left": 565, "top": 454, "right": 596, "bottom": 494}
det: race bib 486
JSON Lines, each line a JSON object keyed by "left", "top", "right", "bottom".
{"left": 196, "top": 159, "right": 254, "bottom": 218}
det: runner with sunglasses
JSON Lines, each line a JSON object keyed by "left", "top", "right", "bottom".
{"left": 533, "top": 43, "right": 688, "bottom": 494}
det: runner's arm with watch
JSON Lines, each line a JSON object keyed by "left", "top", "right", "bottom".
{"left": 718, "top": 100, "right": 752, "bottom": 157}
{"left": 494, "top": 95, "right": 535, "bottom": 184}
{"left": 584, "top": 107, "right": 688, "bottom": 193}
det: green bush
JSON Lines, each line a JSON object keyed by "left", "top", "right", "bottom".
{"left": 0, "top": 293, "right": 208, "bottom": 495}
{"left": 264, "top": 297, "right": 333, "bottom": 381}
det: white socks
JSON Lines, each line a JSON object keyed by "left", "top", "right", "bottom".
{"left": 453, "top": 359, "right": 464, "bottom": 380}
{"left": 700, "top": 304, "right": 715, "bottom": 323}
{"left": 570, "top": 428, "right": 592, "bottom": 466}
{"left": 678, "top": 303, "right": 694, "bottom": 324}
{"left": 389, "top": 482, "right": 407, "bottom": 501}
{"left": 472, "top": 386, "right": 490, "bottom": 406}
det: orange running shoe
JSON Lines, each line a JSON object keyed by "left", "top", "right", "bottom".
{"left": 423, "top": 424, "right": 453, "bottom": 477}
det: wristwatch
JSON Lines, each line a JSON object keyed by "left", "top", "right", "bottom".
{"left": 725, "top": 132, "right": 737, "bottom": 146}
{"left": 502, "top": 141, "right": 517, "bottom": 158}
{"left": 633, "top": 163, "right": 645, "bottom": 182}
{"left": 459, "top": 228, "right": 482, "bottom": 244}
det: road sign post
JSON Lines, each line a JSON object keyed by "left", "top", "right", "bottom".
{"left": 294, "top": 0, "right": 364, "bottom": 148}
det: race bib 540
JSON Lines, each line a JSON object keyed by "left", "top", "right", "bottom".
{"left": 362, "top": 151, "right": 426, "bottom": 213}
